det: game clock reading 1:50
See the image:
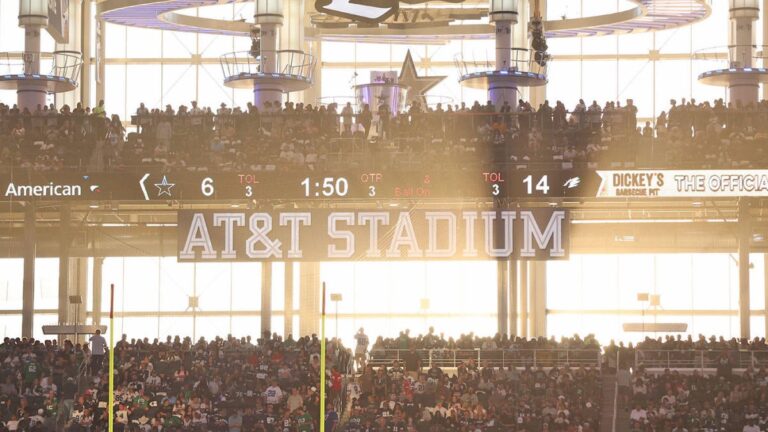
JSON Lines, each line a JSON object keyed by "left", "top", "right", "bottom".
{"left": 301, "top": 177, "right": 351, "bottom": 197}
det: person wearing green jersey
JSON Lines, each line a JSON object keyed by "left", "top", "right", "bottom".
{"left": 133, "top": 393, "right": 149, "bottom": 410}
{"left": 22, "top": 358, "right": 40, "bottom": 391}
{"left": 92, "top": 100, "right": 106, "bottom": 118}
{"left": 295, "top": 406, "right": 315, "bottom": 432}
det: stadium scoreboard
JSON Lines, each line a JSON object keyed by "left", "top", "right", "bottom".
{"left": 3, "top": 169, "right": 768, "bottom": 201}
{"left": 0, "top": 170, "right": 597, "bottom": 201}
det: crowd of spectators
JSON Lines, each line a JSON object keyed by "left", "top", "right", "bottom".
{"left": 0, "top": 332, "right": 352, "bottom": 432}
{"left": 345, "top": 328, "right": 602, "bottom": 431}
{"left": 619, "top": 335, "right": 768, "bottom": 431}
{"left": 602, "top": 335, "right": 768, "bottom": 371}
{"left": 627, "top": 365, "right": 768, "bottom": 431}
{"left": 343, "top": 360, "right": 602, "bottom": 431}
{"left": 3, "top": 97, "right": 768, "bottom": 174}
{"left": 368, "top": 328, "right": 601, "bottom": 352}
{"left": 3, "top": 329, "right": 768, "bottom": 431}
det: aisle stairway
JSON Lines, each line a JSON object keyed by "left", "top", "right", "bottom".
{"left": 600, "top": 372, "right": 632, "bottom": 432}
{"left": 599, "top": 374, "right": 617, "bottom": 432}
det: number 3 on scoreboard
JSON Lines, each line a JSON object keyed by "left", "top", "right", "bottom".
{"left": 523, "top": 175, "right": 550, "bottom": 195}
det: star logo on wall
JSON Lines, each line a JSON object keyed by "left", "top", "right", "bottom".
{"left": 398, "top": 50, "right": 446, "bottom": 107}
{"left": 154, "top": 176, "right": 175, "bottom": 197}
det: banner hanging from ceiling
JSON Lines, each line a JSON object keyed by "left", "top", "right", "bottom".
{"left": 46, "top": 0, "right": 69, "bottom": 44}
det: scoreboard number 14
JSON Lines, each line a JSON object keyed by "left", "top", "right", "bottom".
{"left": 523, "top": 175, "right": 550, "bottom": 195}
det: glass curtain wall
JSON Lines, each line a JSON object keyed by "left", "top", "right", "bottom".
{"left": 0, "top": 1, "right": 746, "bottom": 120}
{"left": 320, "top": 261, "right": 499, "bottom": 348}
{"left": 547, "top": 253, "right": 767, "bottom": 343}
{"left": 321, "top": 0, "right": 738, "bottom": 121}
{"left": 0, "top": 258, "right": 60, "bottom": 340}
{"left": 0, "top": 254, "right": 765, "bottom": 344}
{"left": 96, "top": 258, "right": 291, "bottom": 341}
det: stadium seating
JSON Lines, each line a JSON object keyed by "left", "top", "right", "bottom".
{"left": 3, "top": 331, "right": 768, "bottom": 431}
{"left": 0, "top": 334, "right": 350, "bottom": 431}
{"left": 3, "top": 98, "right": 768, "bottom": 175}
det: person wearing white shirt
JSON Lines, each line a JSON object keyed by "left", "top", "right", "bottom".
{"left": 89, "top": 330, "right": 107, "bottom": 375}
{"left": 5, "top": 416, "right": 18, "bottom": 431}
{"left": 354, "top": 328, "right": 369, "bottom": 369}
{"left": 264, "top": 381, "right": 283, "bottom": 405}
{"left": 630, "top": 405, "right": 647, "bottom": 423}
{"left": 287, "top": 388, "right": 304, "bottom": 413}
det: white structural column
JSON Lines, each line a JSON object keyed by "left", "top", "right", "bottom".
{"left": 261, "top": 263, "right": 273, "bottom": 336}
{"left": 488, "top": 0, "right": 519, "bottom": 110}
{"left": 80, "top": 0, "right": 92, "bottom": 107}
{"left": 508, "top": 258, "right": 518, "bottom": 336}
{"left": 18, "top": 0, "right": 49, "bottom": 111}
{"left": 284, "top": 262, "right": 294, "bottom": 337}
{"left": 764, "top": 253, "right": 768, "bottom": 338}
{"left": 21, "top": 204, "right": 36, "bottom": 338}
{"left": 528, "top": 261, "right": 547, "bottom": 338}
{"left": 95, "top": 17, "right": 105, "bottom": 103}
{"left": 302, "top": 38, "right": 321, "bottom": 106}
{"left": 92, "top": 257, "right": 104, "bottom": 326}
{"left": 299, "top": 262, "right": 321, "bottom": 336}
{"left": 729, "top": 0, "right": 760, "bottom": 104}
{"left": 764, "top": 0, "right": 768, "bottom": 100}
{"left": 497, "top": 260, "right": 509, "bottom": 336}
{"left": 281, "top": 0, "right": 305, "bottom": 104}
{"left": 738, "top": 200, "right": 751, "bottom": 339}
{"left": 68, "top": 259, "right": 89, "bottom": 343}
{"left": 254, "top": 0, "right": 284, "bottom": 108}
{"left": 281, "top": 0, "right": 304, "bottom": 54}
{"left": 519, "top": 259, "right": 528, "bottom": 337}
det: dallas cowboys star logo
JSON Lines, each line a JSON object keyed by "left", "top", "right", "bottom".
{"left": 154, "top": 175, "right": 175, "bottom": 197}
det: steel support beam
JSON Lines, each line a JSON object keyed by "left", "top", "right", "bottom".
{"left": 299, "top": 262, "right": 321, "bottom": 336}
{"left": 92, "top": 257, "right": 103, "bottom": 325}
{"left": 58, "top": 205, "right": 71, "bottom": 329}
{"left": 509, "top": 258, "right": 518, "bottom": 336}
{"left": 497, "top": 259, "right": 508, "bottom": 336}
{"left": 21, "top": 204, "right": 36, "bottom": 338}
{"left": 519, "top": 259, "right": 528, "bottom": 338}
{"left": 261, "top": 262, "right": 272, "bottom": 337}
{"left": 529, "top": 260, "right": 548, "bottom": 338}
{"left": 739, "top": 200, "right": 751, "bottom": 339}
{"left": 285, "top": 261, "right": 294, "bottom": 338}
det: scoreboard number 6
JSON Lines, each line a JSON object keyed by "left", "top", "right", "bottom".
{"left": 201, "top": 177, "right": 215, "bottom": 197}
{"left": 523, "top": 175, "right": 550, "bottom": 195}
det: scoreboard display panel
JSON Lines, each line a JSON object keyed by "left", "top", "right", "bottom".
{"left": 0, "top": 170, "right": 600, "bottom": 201}
{"left": 2, "top": 169, "right": 768, "bottom": 201}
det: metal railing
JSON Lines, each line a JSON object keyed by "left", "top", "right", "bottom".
{"left": 367, "top": 348, "right": 602, "bottom": 369}
{"left": 219, "top": 50, "right": 316, "bottom": 82}
{"left": 454, "top": 47, "right": 548, "bottom": 78}
{"left": 693, "top": 44, "right": 768, "bottom": 66}
{"left": 0, "top": 51, "right": 82, "bottom": 82}
{"left": 635, "top": 349, "right": 768, "bottom": 370}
